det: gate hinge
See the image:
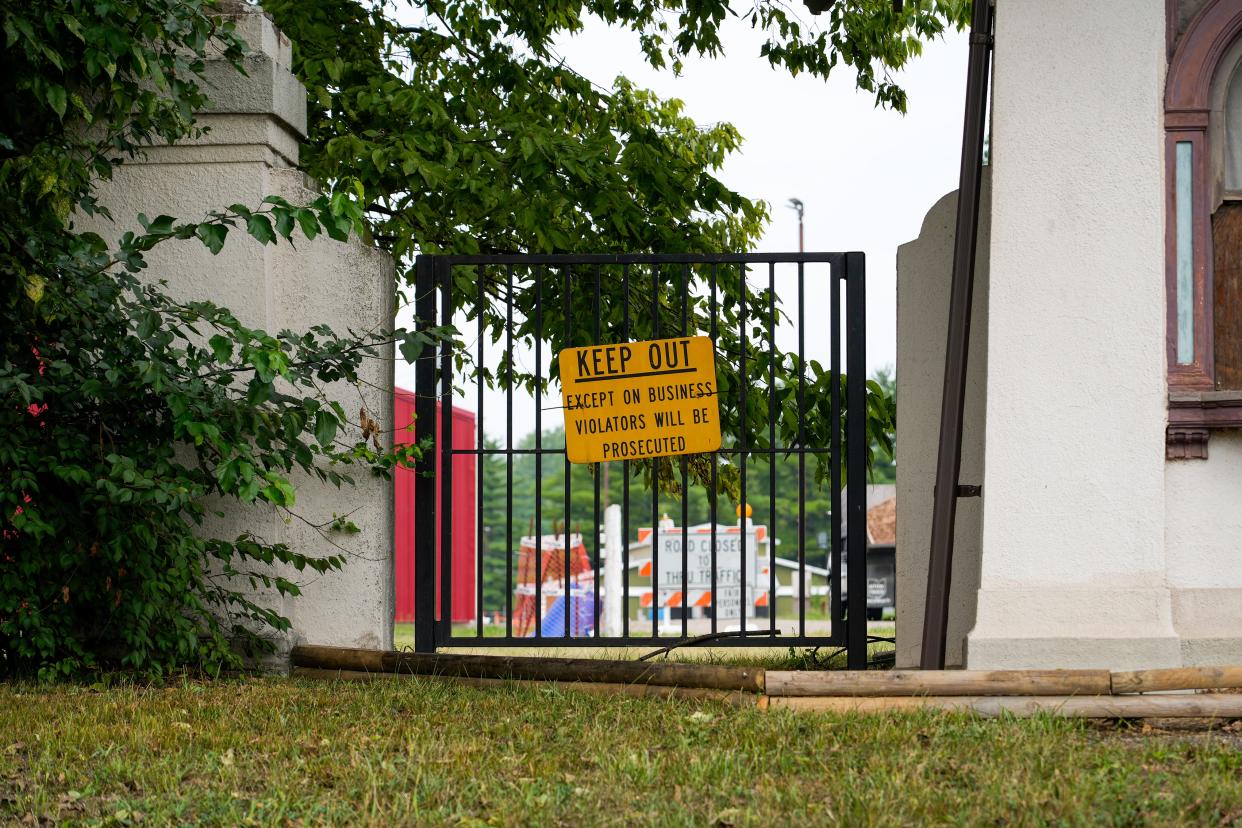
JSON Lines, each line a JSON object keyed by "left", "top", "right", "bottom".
{"left": 933, "top": 484, "right": 983, "bottom": 498}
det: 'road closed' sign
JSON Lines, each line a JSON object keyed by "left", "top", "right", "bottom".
{"left": 559, "top": 336, "right": 721, "bottom": 464}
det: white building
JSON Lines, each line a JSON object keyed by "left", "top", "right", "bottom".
{"left": 897, "top": 0, "right": 1242, "bottom": 669}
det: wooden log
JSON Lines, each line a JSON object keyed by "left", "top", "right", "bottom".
{"left": 1111, "top": 666, "right": 1242, "bottom": 694}
{"left": 289, "top": 645, "right": 765, "bottom": 693}
{"left": 764, "top": 694, "right": 1242, "bottom": 718}
{"left": 290, "top": 666, "right": 759, "bottom": 707}
{"left": 764, "top": 669, "right": 1112, "bottom": 697}
{"left": 293, "top": 667, "right": 389, "bottom": 681}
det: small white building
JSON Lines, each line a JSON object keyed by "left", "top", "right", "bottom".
{"left": 897, "top": 0, "right": 1242, "bottom": 669}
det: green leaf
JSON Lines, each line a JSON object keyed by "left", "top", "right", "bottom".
{"left": 146, "top": 215, "right": 175, "bottom": 235}
{"left": 62, "top": 15, "right": 84, "bottom": 41}
{"left": 295, "top": 209, "right": 319, "bottom": 240}
{"left": 398, "top": 334, "right": 423, "bottom": 363}
{"left": 23, "top": 274, "right": 44, "bottom": 303}
{"left": 136, "top": 311, "right": 160, "bottom": 340}
{"left": 313, "top": 411, "right": 338, "bottom": 447}
{"left": 273, "top": 209, "right": 295, "bottom": 240}
{"left": 195, "top": 223, "right": 228, "bottom": 254}
{"left": 246, "top": 214, "right": 276, "bottom": 245}
{"left": 45, "top": 84, "right": 67, "bottom": 118}
{"left": 209, "top": 334, "right": 233, "bottom": 362}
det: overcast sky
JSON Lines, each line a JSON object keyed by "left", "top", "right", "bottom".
{"left": 394, "top": 15, "right": 969, "bottom": 442}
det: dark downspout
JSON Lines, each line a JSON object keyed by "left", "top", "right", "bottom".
{"left": 920, "top": 0, "right": 995, "bottom": 670}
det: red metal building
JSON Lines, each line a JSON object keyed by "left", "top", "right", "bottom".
{"left": 393, "top": 389, "right": 477, "bottom": 624}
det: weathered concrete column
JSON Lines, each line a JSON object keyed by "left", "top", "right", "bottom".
{"left": 894, "top": 174, "right": 990, "bottom": 669}
{"left": 966, "top": 0, "right": 1180, "bottom": 669}
{"left": 82, "top": 4, "right": 395, "bottom": 659}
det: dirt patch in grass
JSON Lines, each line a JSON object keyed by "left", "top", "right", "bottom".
{"left": 1086, "top": 716, "right": 1242, "bottom": 749}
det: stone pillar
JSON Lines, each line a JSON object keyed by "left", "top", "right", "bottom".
{"left": 894, "top": 174, "right": 990, "bottom": 669}
{"left": 81, "top": 4, "right": 395, "bottom": 659}
{"left": 965, "top": 0, "right": 1180, "bottom": 669}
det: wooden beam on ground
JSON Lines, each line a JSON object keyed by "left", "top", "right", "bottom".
{"left": 1111, "top": 666, "right": 1242, "bottom": 694}
{"left": 289, "top": 646, "right": 765, "bottom": 693}
{"left": 290, "top": 666, "right": 759, "bottom": 707}
{"left": 764, "top": 669, "right": 1112, "bottom": 697}
{"left": 762, "top": 694, "right": 1242, "bottom": 718}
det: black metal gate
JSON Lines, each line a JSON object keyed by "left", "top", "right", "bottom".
{"left": 411, "top": 252, "right": 870, "bottom": 667}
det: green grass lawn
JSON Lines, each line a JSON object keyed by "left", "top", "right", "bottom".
{"left": 5, "top": 677, "right": 1242, "bottom": 826}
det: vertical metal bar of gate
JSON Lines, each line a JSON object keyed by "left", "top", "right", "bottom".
{"left": 922, "top": 0, "right": 994, "bottom": 670}
{"left": 476, "top": 267, "right": 485, "bottom": 639}
{"left": 504, "top": 264, "right": 515, "bottom": 639}
{"left": 562, "top": 266, "right": 573, "bottom": 638}
{"left": 439, "top": 258, "right": 454, "bottom": 645}
{"left": 767, "top": 263, "right": 777, "bottom": 637}
{"left": 797, "top": 260, "right": 807, "bottom": 638}
{"left": 680, "top": 264, "right": 690, "bottom": 640}
{"left": 621, "top": 265, "right": 630, "bottom": 638}
{"left": 738, "top": 263, "right": 748, "bottom": 637}
{"left": 845, "top": 252, "right": 869, "bottom": 669}
{"left": 830, "top": 259, "right": 844, "bottom": 631}
{"left": 534, "top": 266, "right": 543, "bottom": 638}
{"left": 708, "top": 263, "right": 718, "bottom": 636}
{"left": 650, "top": 266, "right": 659, "bottom": 640}
{"left": 413, "top": 255, "right": 438, "bottom": 653}
{"left": 593, "top": 266, "right": 603, "bottom": 638}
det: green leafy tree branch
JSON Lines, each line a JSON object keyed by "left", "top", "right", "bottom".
{"left": 263, "top": 0, "right": 930, "bottom": 500}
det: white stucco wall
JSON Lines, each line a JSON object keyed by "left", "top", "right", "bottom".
{"left": 80, "top": 6, "right": 395, "bottom": 662}
{"left": 966, "top": 0, "right": 1183, "bottom": 669}
{"left": 894, "top": 175, "right": 991, "bottom": 669}
{"left": 1165, "top": 431, "right": 1242, "bottom": 665}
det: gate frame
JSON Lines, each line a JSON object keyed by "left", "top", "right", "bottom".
{"left": 411, "top": 252, "right": 870, "bottom": 668}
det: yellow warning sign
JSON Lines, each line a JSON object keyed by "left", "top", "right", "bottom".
{"left": 560, "top": 336, "right": 721, "bottom": 464}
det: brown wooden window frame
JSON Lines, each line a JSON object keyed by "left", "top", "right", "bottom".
{"left": 1165, "top": 0, "right": 1242, "bottom": 459}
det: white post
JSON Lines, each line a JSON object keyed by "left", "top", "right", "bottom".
{"left": 604, "top": 504, "right": 623, "bottom": 637}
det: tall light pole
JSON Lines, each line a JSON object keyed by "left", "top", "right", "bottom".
{"left": 787, "top": 198, "right": 805, "bottom": 252}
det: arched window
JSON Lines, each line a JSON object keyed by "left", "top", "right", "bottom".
{"left": 1165, "top": 0, "right": 1242, "bottom": 458}
{"left": 1214, "top": 58, "right": 1242, "bottom": 392}
{"left": 1222, "top": 57, "right": 1242, "bottom": 195}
